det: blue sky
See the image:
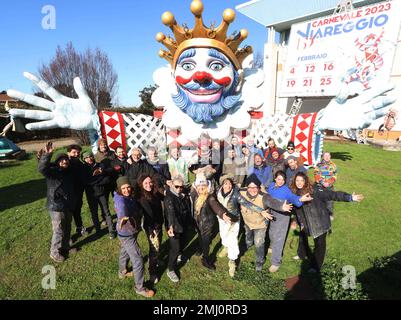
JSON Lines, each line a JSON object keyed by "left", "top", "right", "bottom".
{"left": 0, "top": 0, "right": 268, "bottom": 107}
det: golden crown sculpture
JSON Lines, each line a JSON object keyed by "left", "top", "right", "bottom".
{"left": 156, "top": 0, "right": 252, "bottom": 70}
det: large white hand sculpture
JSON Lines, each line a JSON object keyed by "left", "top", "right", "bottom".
{"left": 317, "top": 83, "right": 396, "bottom": 131}
{"left": 7, "top": 72, "right": 100, "bottom": 132}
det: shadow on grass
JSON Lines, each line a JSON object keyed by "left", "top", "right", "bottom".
{"left": 330, "top": 152, "right": 353, "bottom": 162}
{"left": 358, "top": 251, "right": 401, "bottom": 299}
{"left": 0, "top": 178, "right": 46, "bottom": 211}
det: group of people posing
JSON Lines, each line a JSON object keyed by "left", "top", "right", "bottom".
{"left": 37, "top": 136, "right": 364, "bottom": 298}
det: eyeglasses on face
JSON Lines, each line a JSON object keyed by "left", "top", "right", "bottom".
{"left": 174, "top": 185, "right": 184, "bottom": 189}
{"left": 287, "top": 147, "right": 294, "bottom": 150}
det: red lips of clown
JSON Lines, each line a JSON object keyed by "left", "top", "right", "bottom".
{"left": 175, "top": 72, "right": 232, "bottom": 103}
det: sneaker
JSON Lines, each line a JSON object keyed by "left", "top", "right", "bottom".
{"left": 167, "top": 270, "right": 180, "bottom": 283}
{"left": 269, "top": 265, "right": 280, "bottom": 273}
{"left": 109, "top": 231, "right": 116, "bottom": 239}
{"left": 255, "top": 263, "right": 263, "bottom": 272}
{"left": 218, "top": 247, "right": 228, "bottom": 258}
{"left": 177, "top": 254, "right": 187, "bottom": 263}
{"left": 201, "top": 258, "right": 216, "bottom": 271}
{"left": 292, "top": 255, "right": 301, "bottom": 260}
{"left": 118, "top": 269, "right": 133, "bottom": 279}
{"left": 80, "top": 227, "right": 88, "bottom": 236}
{"left": 135, "top": 288, "right": 155, "bottom": 298}
{"left": 150, "top": 274, "right": 159, "bottom": 284}
{"left": 50, "top": 253, "right": 65, "bottom": 263}
{"left": 228, "top": 260, "right": 236, "bottom": 278}
{"left": 69, "top": 247, "right": 79, "bottom": 254}
{"left": 101, "top": 220, "right": 107, "bottom": 227}
{"left": 267, "top": 247, "right": 272, "bottom": 254}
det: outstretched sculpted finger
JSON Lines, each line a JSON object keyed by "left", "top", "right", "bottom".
{"left": 369, "top": 96, "right": 397, "bottom": 111}
{"left": 10, "top": 109, "right": 54, "bottom": 121}
{"left": 73, "top": 77, "right": 88, "bottom": 100}
{"left": 73, "top": 77, "right": 97, "bottom": 113}
{"left": 26, "top": 120, "right": 58, "bottom": 130}
{"left": 361, "top": 83, "right": 395, "bottom": 104}
{"left": 23, "top": 72, "right": 63, "bottom": 102}
{"left": 7, "top": 89, "right": 56, "bottom": 111}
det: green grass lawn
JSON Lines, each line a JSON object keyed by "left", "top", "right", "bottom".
{"left": 1, "top": 140, "right": 400, "bottom": 300}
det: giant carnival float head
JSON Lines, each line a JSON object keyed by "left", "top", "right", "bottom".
{"left": 152, "top": 0, "right": 264, "bottom": 141}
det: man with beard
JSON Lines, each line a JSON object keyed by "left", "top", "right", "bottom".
{"left": 146, "top": 146, "right": 171, "bottom": 189}
{"left": 66, "top": 144, "right": 87, "bottom": 238}
{"left": 126, "top": 148, "right": 155, "bottom": 187}
{"left": 38, "top": 142, "right": 77, "bottom": 262}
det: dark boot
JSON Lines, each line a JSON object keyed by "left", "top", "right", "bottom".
{"left": 201, "top": 256, "right": 216, "bottom": 271}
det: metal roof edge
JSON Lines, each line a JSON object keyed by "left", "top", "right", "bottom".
{"left": 235, "top": 0, "right": 262, "bottom": 11}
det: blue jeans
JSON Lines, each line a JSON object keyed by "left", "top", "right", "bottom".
{"left": 118, "top": 235, "right": 145, "bottom": 291}
{"left": 244, "top": 224, "right": 267, "bottom": 266}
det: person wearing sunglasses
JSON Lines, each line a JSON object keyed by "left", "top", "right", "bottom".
{"left": 283, "top": 141, "right": 301, "bottom": 161}
{"left": 163, "top": 176, "right": 192, "bottom": 283}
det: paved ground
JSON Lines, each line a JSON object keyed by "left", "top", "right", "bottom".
{"left": 17, "top": 137, "right": 80, "bottom": 152}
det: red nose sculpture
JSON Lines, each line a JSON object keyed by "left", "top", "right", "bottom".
{"left": 193, "top": 71, "right": 213, "bottom": 84}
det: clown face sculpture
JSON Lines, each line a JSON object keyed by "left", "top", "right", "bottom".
{"left": 172, "top": 48, "right": 241, "bottom": 124}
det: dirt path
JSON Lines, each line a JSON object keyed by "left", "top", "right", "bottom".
{"left": 17, "top": 137, "right": 81, "bottom": 152}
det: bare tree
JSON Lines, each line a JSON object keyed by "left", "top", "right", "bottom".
{"left": 38, "top": 42, "right": 118, "bottom": 144}
{"left": 39, "top": 42, "right": 118, "bottom": 108}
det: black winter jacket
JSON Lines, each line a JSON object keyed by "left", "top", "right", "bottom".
{"left": 127, "top": 159, "right": 155, "bottom": 186}
{"left": 164, "top": 189, "right": 192, "bottom": 234}
{"left": 294, "top": 188, "right": 353, "bottom": 238}
{"left": 137, "top": 192, "right": 164, "bottom": 231}
{"left": 38, "top": 153, "right": 76, "bottom": 212}
{"left": 146, "top": 160, "right": 171, "bottom": 188}
{"left": 83, "top": 162, "right": 114, "bottom": 197}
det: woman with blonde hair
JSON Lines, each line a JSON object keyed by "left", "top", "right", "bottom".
{"left": 190, "top": 173, "right": 229, "bottom": 271}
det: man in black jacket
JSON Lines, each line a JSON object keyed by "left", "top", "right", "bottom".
{"left": 164, "top": 176, "right": 192, "bottom": 283}
{"left": 38, "top": 142, "right": 76, "bottom": 263}
{"left": 126, "top": 148, "right": 155, "bottom": 187}
{"left": 67, "top": 144, "right": 87, "bottom": 238}
{"left": 145, "top": 146, "right": 171, "bottom": 189}
{"left": 110, "top": 146, "right": 128, "bottom": 177}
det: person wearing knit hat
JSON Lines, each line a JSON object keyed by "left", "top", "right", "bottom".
{"left": 95, "top": 138, "right": 114, "bottom": 163}
{"left": 215, "top": 174, "right": 241, "bottom": 277}
{"left": 263, "top": 138, "right": 284, "bottom": 162}
{"left": 283, "top": 140, "right": 301, "bottom": 161}
{"left": 54, "top": 153, "right": 70, "bottom": 168}
{"left": 82, "top": 150, "right": 117, "bottom": 238}
{"left": 82, "top": 151, "right": 94, "bottom": 160}
{"left": 190, "top": 172, "right": 229, "bottom": 271}
{"left": 116, "top": 176, "right": 130, "bottom": 191}
{"left": 113, "top": 174, "right": 154, "bottom": 298}
{"left": 219, "top": 174, "right": 234, "bottom": 186}
{"left": 266, "top": 147, "right": 285, "bottom": 178}
{"left": 239, "top": 172, "right": 292, "bottom": 272}
{"left": 245, "top": 173, "right": 262, "bottom": 188}
{"left": 37, "top": 141, "right": 76, "bottom": 263}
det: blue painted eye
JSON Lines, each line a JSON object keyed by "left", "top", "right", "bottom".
{"left": 182, "top": 62, "right": 195, "bottom": 71}
{"left": 210, "top": 62, "right": 224, "bottom": 71}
